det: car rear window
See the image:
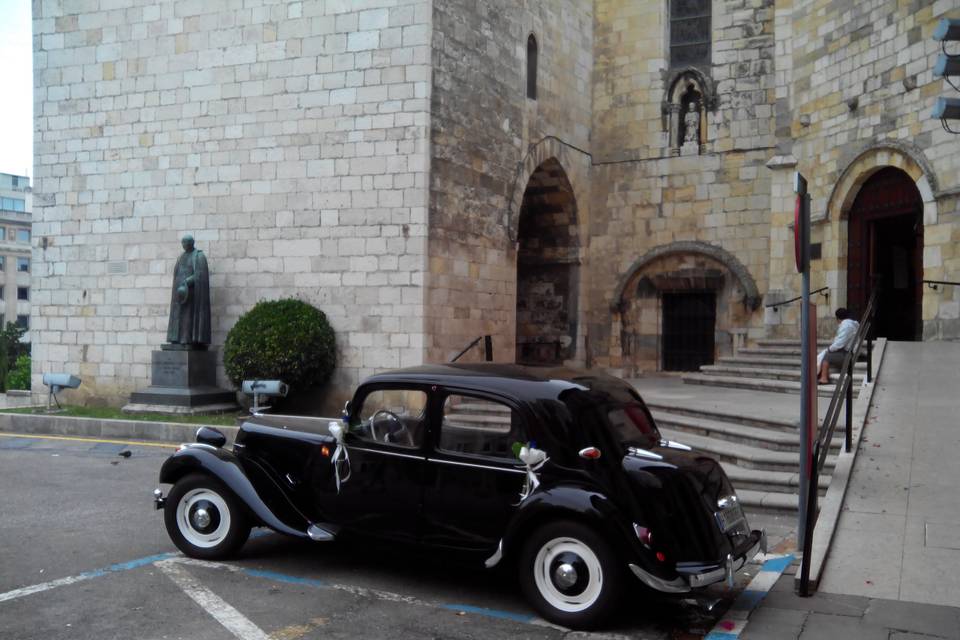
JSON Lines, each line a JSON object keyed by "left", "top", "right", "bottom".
{"left": 604, "top": 403, "right": 660, "bottom": 449}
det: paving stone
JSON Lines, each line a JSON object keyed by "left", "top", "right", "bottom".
{"left": 863, "top": 599, "right": 960, "bottom": 640}
{"left": 760, "top": 590, "right": 870, "bottom": 617}
{"left": 797, "top": 612, "right": 888, "bottom": 640}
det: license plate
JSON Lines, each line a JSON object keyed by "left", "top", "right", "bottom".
{"left": 715, "top": 502, "right": 746, "bottom": 533}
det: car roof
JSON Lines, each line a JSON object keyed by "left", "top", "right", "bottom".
{"left": 362, "top": 363, "right": 639, "bottom": 405}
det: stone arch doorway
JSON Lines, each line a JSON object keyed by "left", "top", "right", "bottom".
{"left": 515, "top": 158, "right": 580, "bottom": 365}
{"left": 847, "top": 167, "right": 924, "bottom": 341}
{"left": 612, "top": 242, "right": 760, "bottom": 375}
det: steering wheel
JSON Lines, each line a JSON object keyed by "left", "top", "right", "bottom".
{"left": 369, "top": 410, "right": 413, "bottom": 446}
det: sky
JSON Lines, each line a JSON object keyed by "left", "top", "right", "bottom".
{"left": 0, "top": 0, "right": 33, "bottom": 179}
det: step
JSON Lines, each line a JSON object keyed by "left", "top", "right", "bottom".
{"left": 717, "top": 356, "right": 868, "bottom": 371}
{"left": 721, "top": 461, "right": 829, "bottom": 496}
{"left": 737, "top": 489, "right": 799, "bottom": 513}
{"left": 455, "top": 403, "right": 511, "bottom": 414}
{"left": 658, "top": 428, "right": 837, "bottom": 473}
{"left": 739, "top": 346, "right": 872, "bottom": 359}
{"left": 699, "top": 365, "right": 866, "bottom": 384}
{"left": 644, "top": 402, "right": 798, "bottom": 431}
{"left": 682, "top": 373, "right": 857, "bottom": 398}
{"left": 755, "top": 339, "right": 832, "bottom": 348}
{"left": 444, "top": 412, "right": 511, "bottom": 430}
{"left": 651, "top": 410, "right": 843, "bottom": 453}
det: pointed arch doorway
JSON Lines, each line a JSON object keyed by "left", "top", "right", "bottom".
{"left": 847, "top": 167, "right": 923, "bottom": 340}
{"left": 515, "top": 158, "right": 580, "bottom": 365}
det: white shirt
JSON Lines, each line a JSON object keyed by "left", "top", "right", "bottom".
{"left": 828, "top": 318, "right": 859, "bottom": 352}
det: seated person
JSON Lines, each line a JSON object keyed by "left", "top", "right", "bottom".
{"left": 817, "top": 308, "right": 859, "bottom": 384}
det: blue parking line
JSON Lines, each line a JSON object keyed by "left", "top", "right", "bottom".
{"left": 226, "top": 563, "right": 538, "bottom": 625}
{"left": 0, "top": 437, "right": 34, "bottom": 449}
{"left": 241, "top": 568, "right": 328, "bottom": 589}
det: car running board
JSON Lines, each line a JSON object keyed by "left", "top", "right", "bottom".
{"left": 306, "top": 523, "right": 339, "bottom": 542}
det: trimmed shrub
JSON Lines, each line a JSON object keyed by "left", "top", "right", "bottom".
{"left": 223, "top": 299, "right": 336, "bottom": 391}
{"left": 6, "top": 354, "right": 30, "bottom": 390}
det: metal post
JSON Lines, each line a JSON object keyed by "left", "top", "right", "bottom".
{"left": 798, "top": 441, "right": 820, "bottom": 597}
{"left": 795, "top": 173, "right": 812, "bottom": 552}
{"left": 866, "top": 338, "right": 873, "bottom": 383}
{"left": 799, "top": 268, "right": 811, "bottom": 550}
{"left": 484, "top": 335, "right": 493, "bottom": 362}
{"left": 845, "top": 362, "right": 853, "bottom": 453}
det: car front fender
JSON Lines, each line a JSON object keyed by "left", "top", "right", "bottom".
{"left": 159, "top": 445, "right": 310, "bottom": 539}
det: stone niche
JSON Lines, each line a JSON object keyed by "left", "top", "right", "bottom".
{"left": 617, "top": 252, "right": 754, "bottom": 375}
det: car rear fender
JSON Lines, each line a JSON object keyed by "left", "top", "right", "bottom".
{"left": 159, "top": 445, "right": 310, "bottom": 539}
{"left": 501, "top": 485, "right": 637, "bottom": 563}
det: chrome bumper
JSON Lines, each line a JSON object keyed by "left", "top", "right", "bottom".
{"left": 629, "top": 529, "right": 766, "bottom": 594}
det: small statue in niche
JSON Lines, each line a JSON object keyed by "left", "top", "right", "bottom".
{"left": 683, "top": 102, "right": 700, "bottom": 144}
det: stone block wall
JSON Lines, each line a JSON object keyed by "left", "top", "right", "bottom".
{"left": 766, "top": 0, "right": 960, "bottom": 340}
{"left": 32, "top": 0, "right": 433, "bottom": 410}
{"left": 587, "top": 0, "right": 775, "bottom": 372}
{"left": 427, "top": 0, "right": 593, "bottom": 365}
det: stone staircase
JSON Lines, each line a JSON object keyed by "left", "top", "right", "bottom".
{"left": 450, "top": 394, "right": 832, "bottom": 513}
{"left": 648, "top": 401, "right": 841, "bottom": 513}
{"left": 682, "top": 339, "right": 869, "bottom": 397}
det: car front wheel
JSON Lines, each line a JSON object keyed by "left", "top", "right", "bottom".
{"left": 519, "top": 520, "right": 623, "bottom": 629}
{"left": 164, "top": 473, "right": 250, "bottom": 559}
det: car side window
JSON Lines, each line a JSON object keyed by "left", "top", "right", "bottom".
{"left": 351, "top": 388, "right": 427, "bottom": 448}
{"left": 439, "top": 395, "right": 526, "bottom": 460}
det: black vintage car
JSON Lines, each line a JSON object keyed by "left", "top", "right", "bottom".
{"left": 154, "top": 364, "right": 764, "bottom": 629}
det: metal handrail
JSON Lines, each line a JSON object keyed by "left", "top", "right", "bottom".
{"left": 450, "top": 335, "right": 493, "bottom": 363}
{"left": 798, "top": 284, "right": 880, "bottom": 596}
{"left": 924, "top": 279, "right": 960, "bottom": 290}
{"left": 766, "top": 287, "right": 829, "bottom": 310}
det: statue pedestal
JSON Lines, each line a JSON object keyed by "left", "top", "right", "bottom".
{"left": 123, "top": 349, "right": 237, "bottom": 415}
{"left": 680, "top": 141, "right": 700, "bottom": 156}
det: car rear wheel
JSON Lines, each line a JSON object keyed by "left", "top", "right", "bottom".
{"left": 519, "top": 520, "right": 623, "bottom": 629}
{"left": 164, "top": 473, "right": 250, "bottom": 559}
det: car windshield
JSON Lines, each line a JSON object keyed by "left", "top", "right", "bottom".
{"left": 603, "top": 402, "right": 660, "bottom": 449}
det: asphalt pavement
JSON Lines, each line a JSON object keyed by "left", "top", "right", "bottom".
{"left": 0, "top": 433, "right": 773, "bottom": 640}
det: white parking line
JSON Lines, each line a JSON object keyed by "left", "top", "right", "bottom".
{"left": 156, "top": 559, "right": 271, "bottom": 640}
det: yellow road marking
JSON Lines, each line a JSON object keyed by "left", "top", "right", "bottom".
{"left": 0, "top": 432, "right": 178, "bottom": 449}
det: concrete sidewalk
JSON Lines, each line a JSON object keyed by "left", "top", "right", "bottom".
{"left": 740, "top": 341, "right": 960, "bottom": 638}
{"left": 818, "top": 341, "right": 960, "bottom": 605}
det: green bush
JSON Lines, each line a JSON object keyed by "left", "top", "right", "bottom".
{"left": 223, "top": 299, "right": 336, "bottom": 392}
{"left": 6, "top": 355, "right": 30, "bottom": 390}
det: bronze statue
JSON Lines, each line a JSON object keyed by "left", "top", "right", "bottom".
{"left": 166, "top": 235, "right": 211, "bottom": 348}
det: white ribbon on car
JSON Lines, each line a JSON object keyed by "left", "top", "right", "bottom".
{"left": 515, "top": 446, "right": 548, "bottom": 505}
{"left": 328, "top": 422, "right": 351, "bottom": 493}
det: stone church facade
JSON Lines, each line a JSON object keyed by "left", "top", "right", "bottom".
{"left": 32, "top": 0, "right": 960, "bottom": 409}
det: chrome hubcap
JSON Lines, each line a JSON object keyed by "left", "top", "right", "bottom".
{"left": 554, "top": 563, "right": 578, "bottom": 589}
{"left": 176, "top": 488, "right": 231, "bottom": 549}
{"left": 193, "top": 508, "right": 211, "bottom": 529}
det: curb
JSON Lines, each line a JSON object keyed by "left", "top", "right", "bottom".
{"left": 794, "top": 337, "right": 888, "bottom": 591}
{"left": 0, "top": 411, "right": 239, "bottom": 445}
{"left": 705, "top": 554, "right": 795, "bottom": 640}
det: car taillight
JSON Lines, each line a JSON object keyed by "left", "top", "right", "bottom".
{"left": 578, "top": 447, "right": 602, "bottom": 460}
